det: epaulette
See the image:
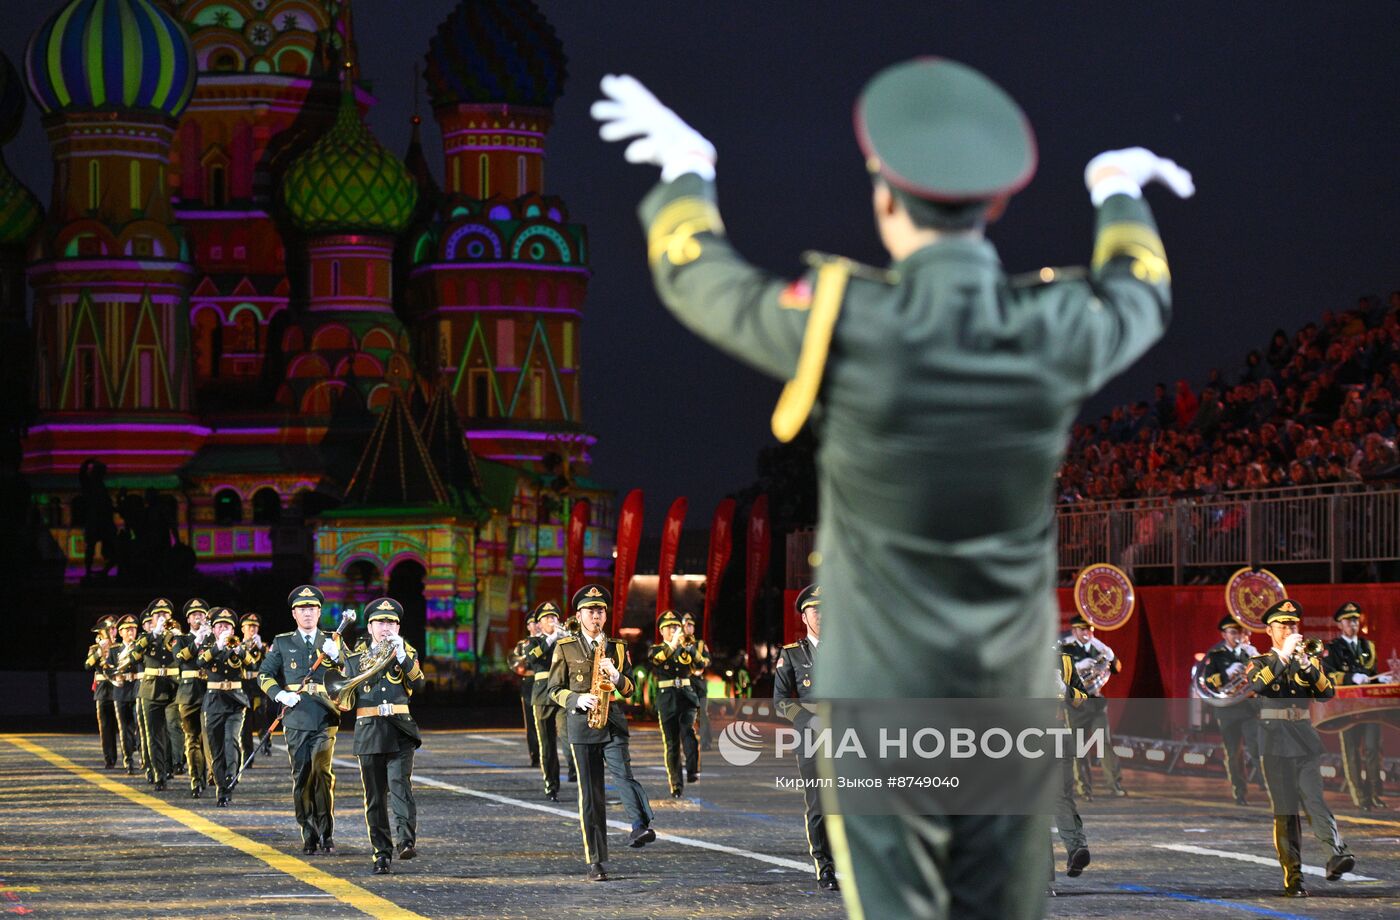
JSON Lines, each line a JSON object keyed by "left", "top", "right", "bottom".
{"left": 1009, "top": 265, "right": 1088, "bottom": 288}
{"left": 782, "top": 642, "right": 801, "bottom": 650}
{"left": 802, "top": 250, "right": 899, "bottom": 284}
{"left": 275, "top": 630, "right": 296, "bottom": 639}
{"left": 556, "top": 636, "right": 577, "bottom": 645}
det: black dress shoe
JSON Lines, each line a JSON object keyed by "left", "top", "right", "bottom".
{"left": 303, "top": 840, "right": 319, "bottom": 855}
{"left": 1233, "top": 794, "right": 1250, "bottom": 806}
{"left": 545, "top": 791, "right": 559, "bottom": 802}
{"left": 154, "top": 779, "right": 166, "bottom": 792}
{"left": 686, "top": 772, "right": 699, "bottom": 783}
{"left": 670, "top": 788, "right": 683, "bottom": 798}
{"left": 125, "top": 765, "right": 136, "bottom": 775}
{"left": 1066, "top": 847, "right": 1091, "bottom": 878}
{"left": 373, "top": 856, "right": 391, "bottom": 875}
{"left": 818, "top": 868, "right": 840, "bottom": 891}
{"left": 1283, "top": 881, "right": 1309, "bottom": 898}
{"left": 588, "top": 862, "right": 608, "bottom": 881}
{"left": 1325, "top": 853, "right": 1355, "bottom": 880}
{"left": 320, "top": 839, "right": 336, "bottom": 855}
{"left": 190, "top": 787, "right": 201, "bottom": 799}
{"left": 397, "top": 842, "right": 416, "bottom": 860}
{"left": 628, "top": 826, "right": 656, "bottom": 848}
{"left": 567, "top": 774, "right": 577, "bottom": 783}
{"left": 104, "top": 761, "right": 115, "bottom": 770}
{"left": 216, "top": 795, "right": 229, "bottom": 807}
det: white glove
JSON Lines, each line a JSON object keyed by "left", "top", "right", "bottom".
{"left": 377, "top": 701, "right": 395, "bottom": 717}
{"left": 275, "top": 690, "right": 300, "bottom": 707}
{"left": 601, "top": 658, "right": 620, "bottom": 682}
{"left": 577, "top": 693, "right": 600, "bottom": 712}
{"left": 1352, "top": 673, "right": 1372, "bottom": 685}
{"left": 591, "top": 74, "right": 717, "bottom": 182}
{"left": 390, "top": 635, "right": 407, "bottom": 664}
{"left": 321, "top": 638, "right": 341, "bottom": 661}
{"left": 215, "top": 633, "right": 228, "bottom": 649}
{"left": 1226, "top": 662, "right": 1245, "bottom": 679}
{"left": 1084, "top": 146, "right": 1195, "bottom": 206}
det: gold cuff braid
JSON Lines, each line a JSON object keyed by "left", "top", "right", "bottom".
{"left": 1092, "top": 221, "right": 1169, "bottom": 284}
{"left": 647, "top": 197, "right": 725, "bottom": 268}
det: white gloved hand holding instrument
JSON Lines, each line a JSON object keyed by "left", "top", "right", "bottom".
{"left": 591, "top": 74, "right": 717, "bottom": 182}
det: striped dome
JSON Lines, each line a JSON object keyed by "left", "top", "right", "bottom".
{"left": 0, "top": 52, "right": 25, "bottom": 145}
{"left": 284, "top": 89, "right": 417, "bottom": 235}
{"left": 424, "top": 0, "right": 567, "bottom": 109}
{"left": 26, "top": 0, "right": 196, "bottom": 119}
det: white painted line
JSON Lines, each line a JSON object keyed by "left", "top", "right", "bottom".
{"left": 275, "top": 743, "right": 812, "bottom": 873}
{"left": 1153, "top": 843, "right": 1377, "bottom": 881}
{"left": 472, "top": 736, "right": 520, "bottom": 747}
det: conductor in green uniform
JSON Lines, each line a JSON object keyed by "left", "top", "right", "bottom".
{"left": 592, "top": 57, "right": 1194, "bottom": 920}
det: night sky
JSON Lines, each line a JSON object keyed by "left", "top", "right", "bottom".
{"left": 4, "top": 1, "right": 1398, "bottom": 532}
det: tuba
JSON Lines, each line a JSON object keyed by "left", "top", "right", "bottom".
{"left": 587, "top": 637, "right": 615, "bottom": 730}
{"left": 323, "top": 641, "right": 398, "bottom": 712}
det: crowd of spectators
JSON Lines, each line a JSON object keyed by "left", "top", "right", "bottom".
{"left": 1058, "top": 291, "right": 1400, "bottom": 504}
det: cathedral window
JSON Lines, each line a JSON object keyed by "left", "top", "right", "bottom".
{"left": 214, "top": 489, "right": 244, "bottom": 525}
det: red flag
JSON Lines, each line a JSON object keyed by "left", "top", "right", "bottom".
{"left": 744, "top": 494, "right": 770, "bottom": 667}
{"left": 656, "top": 497, "right": 688, "bottom": 627}
{"left": 565, "top": 498, "right": 591, "bottom": 605}
{"left": 613, "top": 489, "right": 644, "bottom": 626}
{"left": 703, "top": 498, "right": 736, "bottom": 648}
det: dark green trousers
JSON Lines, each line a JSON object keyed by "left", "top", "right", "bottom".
{"left": 114, "top": 700, "right": 139, "bottom": 769}
{"left": 1217, "top": 709, "right": 1261, "bottom": 799}
{"left": 1054, "top": 757, "right": 1085, "bottom": 858}
{"left": 139, "top": 699, "right": 169, "bottom": 782}
{"left": 1068, "top": 700, "right": 1122, "bottom": 795}
{"left": 656, "top": 687, "right": 698, "bottom": 793}
{"left": 357, "top": 747, "right": 417, "bottom": 860}
{"left": 1261, "top": 752, "right": 1350, "bottom": 890}
{"left": 95, "top": 700, "right": 118, "bottom": 767}
{"left": 1340, "top": 723, "right": 1383, "bottom": 806}
{"left": 203, "top": 708, "right": 245, "bottom": 795}
{"left": 165, "top": 699, "right": 186, "bottom": 772}
{"left": 179, "top": 702, "right": 210, "bottom": 791}
{"left": 284, "top": 726, "right": 338, "bottom": 846}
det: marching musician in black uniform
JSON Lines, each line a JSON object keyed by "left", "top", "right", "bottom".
{"left": 682, "top": 612, "right": 712, "bottom": 752}
{"left": 1327, "top": 601, "right": 1388, "bottom": 809}
{"left": 86, "top": 616, "right": 119, "bottom": 769}
{"left": 773, "top": 585, "right": 838, "bottom": 892}
{"left": 238, "top": 613, "right": 268, "bottom": 766}
{"left": 172, "top": 598, "right": 212, "bottom": 798}
{"left": 546, "top": 584, "right": 656, "bottom": 881}
{"left": 1053, "top": 649, "right": 1092, "bottom": 880}
{"left": 649, "top": 609, "right": 700, "bottom": 797}
{"left": 1200, "top": 613, "right": 1262, "bottom": 805}
{"left": 1245, "top": 599, "right": 1355, "bottom": 897}
{"left": 134, "top": 598, "right": 179, "bottom": 790}
{"left": 200, "top": 607, "right": 252, "bottom": 807}
{"left": 111, "top": 614, "right": 142, "bottom": 774}
{"left": 258, "top": 584, "right": 349, "bottom": 855}
{"left": 343, "top": 597, "right": 426, "bottom": 874}
{"left": 528, "top": 600, "right": 572, "bottom": 800}
{"left": 1059, "top": 614, "right": 1126, "bottom": 798}
{"left": 511, "top": 610, "right": 542, "bottom": 768}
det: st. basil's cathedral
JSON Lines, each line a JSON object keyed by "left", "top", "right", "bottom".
{"left": 0, "top": 0, "right": 613, "bottom": 666}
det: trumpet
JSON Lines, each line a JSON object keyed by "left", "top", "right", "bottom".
{"left": 1293, "top": 637, "right": 1325, "bottom": 666}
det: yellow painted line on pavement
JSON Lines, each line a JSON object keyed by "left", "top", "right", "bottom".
{"left": 1, "top": 735, "right": 427, "bottom": 920}
{"left": 1139, "top": 791, "right": 1400, "bottom": 830}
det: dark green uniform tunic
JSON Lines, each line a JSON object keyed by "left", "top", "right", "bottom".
{"left": 639, "top": 173, "right": 1172, "bottom": 920}
{"left": 344, "top": 643, "right": 425, "bottom": 861}
{"left": 134, "top": 629, "right": 179, "bottom": 784}
{"left": 527, "top": 632, "right": 572, "bottom": 794}
{"left": 258, "top": 629, "right": 346, "bottom": 848}
{"left": 239, "top": 637, "right": 268, "bottom": 764}
{"left": 86, "top": 641, "right": 118, "bottom": 768}
{"left": 774, "top": 637, "right": 832, "bottom": 879}
{"left": 109, "top": 642, "right": 141, "bottom": 771}
{"left": 648, "top": 638, "right": 700, "bottom": 794}
{"left": 1327, "top": 635, "right": 1385, "bottom": 807}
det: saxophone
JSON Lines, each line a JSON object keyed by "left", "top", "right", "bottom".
{"left": 587, "top": 637, "right": 616, "bottom": 730}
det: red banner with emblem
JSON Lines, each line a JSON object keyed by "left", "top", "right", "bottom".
{"left": 656, "top": 497, "right": 688, "bottom": 629}
{"left": 565, "top": 498, "right": 590, "bottom": 605}
{"left": 613, "top": 489, "right": 644, "bottom": 624}
{"left": 745, "top": 494, "right": 770, "bottom": 666}
{"left": 703, "top": 498, "right": 736, "bottom": 648}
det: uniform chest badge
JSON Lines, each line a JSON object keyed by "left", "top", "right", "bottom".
{"left": 290, "top": 661, "right": 297, "bottom": 670}
{"left": 802, "top": 679, "right": 811, "bottom": 688}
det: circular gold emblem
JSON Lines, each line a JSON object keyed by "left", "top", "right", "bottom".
{"left": 1073, "top": 564, "right": 1136, "bottom": 631}
{"left": 1225, "top": 567, "right": 1286, "bottom": 632}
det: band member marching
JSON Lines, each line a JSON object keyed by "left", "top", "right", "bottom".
{"left": 134, "top": 598, "right": 180, "bottom": 790}
{"left": 773, "top": 586, "right": 839, "bottom": 892}
{"left": 238, "top": 613, "right": 268, "bottom": 766}
{"left": 1199, "top": 613, "right": 1262, "bottom": 805}
{"left": 1327, "top": 602, "right": 1389, "bottom": 810}
{"left": 200, "top": 607, "right": 252, "bottom": 807}
{"left": 86, "top": 616, "right": 119, "bottom": 769}
{"left": 1060, "top": 614, "right": 1126, "bottom": 798}
{"left": 111, "top": 614, "right": 142, "bottom": 775}
{"left": 511, "top": 610, "right": 542, "bottom": 768}
{"left": 546, "top": 584, "right": 656, "bottom": 880}
{"left": 172, "top": 598, "right": 212, "bottom": 798}
{"left": 649, "top": 610, "right": 701, "bottom": 797}
{"left": 528, "top": 601, "right": 573, "bottom": 801}
{"left": 682, "top": 612, "right": 712, "bottom": 751}
{"left": 1245, "top": 599, "right": 1356, "bottom": 897}
{"left": 258, "top": 585, "right": 349, "bottom": 855}
{"left": 339, "top": 598, "right": 425, "bottom": 875}
{"left": 1053, "top": 647, "right": 1092, "bottom": 880}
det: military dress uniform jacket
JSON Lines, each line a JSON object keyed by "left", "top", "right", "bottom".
{"left": 527, "top": 635, "right": 563, "bottom": 707}
{"left": 1245, "top": 650, "right": 1334, "bottom": 757}
{"left": 773, "top": 638, "right": 819, "bottom": 729}
{"left": 546, "top": 635, "right": 635, "bottom": 745}
{"left": 343, "top": 644, "right": 425, "bottom": 755}
{"left": 649, "top": 641, "right": 701, "bottom": 703}
{"left": 241, "top": 641, "right": 265, "bottom": 697}
{"left": 257, "top": 631, "right": 347, "bottom": 732}
{"left": 640, "top": 175, "right": 1171, "bottom": 701}
{"left": 1201, "top": 641, "right": 1261, "bottom": 713}
{"left": 134, "top": 631, "right": 179, "bottom": 703}
{"left": 1326, "top": 636, "right": 1378, "bottom": 686}
{"left": 87, "top": 643, "right": 116, "bottom": 702}
{"left": 110, "top": 643, "right": 140, "bottom": 702}
{"left": 199, "top": 643, "right": 252, "bottom": 713}
{"left": 173, "top": 633, "right": 210, "bottom": 705}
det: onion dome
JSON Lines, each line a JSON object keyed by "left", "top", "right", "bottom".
{"left": 0, "top": 163, "right": 43, "bottom": 247}
{"left": 0, "top": 51, "right": 25, "bottom": 144}
{"left": 424, "top": 0, "right": 567, "bottom": 109}
{"left": 284, "top": 89, "right": 418, "bottom": 235}
{"left": 25, "top": 0, "right": 196, "bottom": 119}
